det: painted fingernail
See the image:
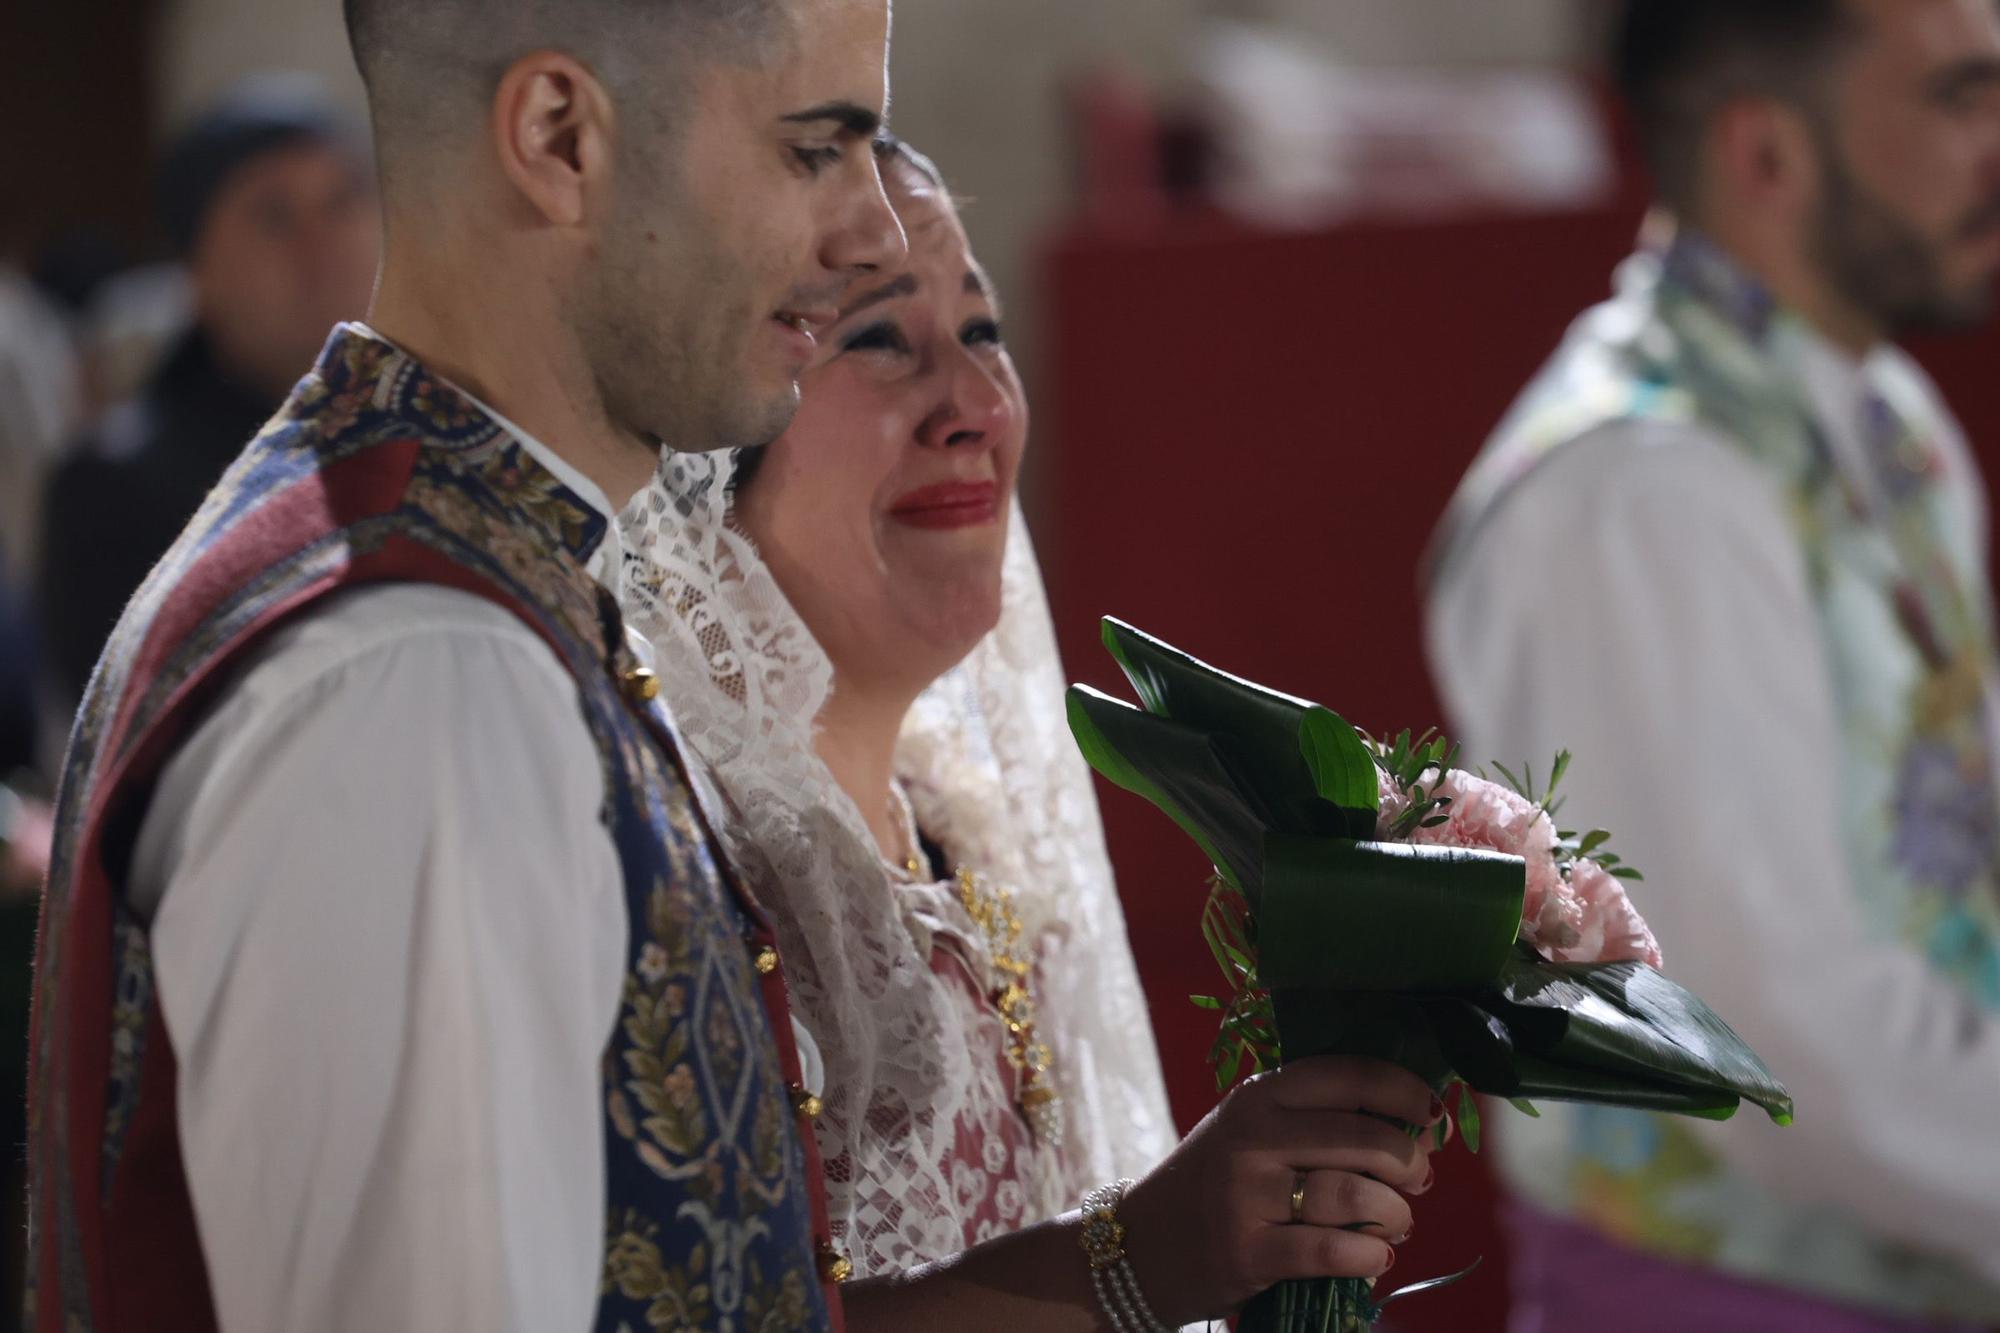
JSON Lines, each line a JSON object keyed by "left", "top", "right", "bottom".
{"left": 1414, "top": 1164, "right": 1435, "bottom": 1195}
{"left": 1428, "top": 1094, "right": 1446, "bottom": 1122}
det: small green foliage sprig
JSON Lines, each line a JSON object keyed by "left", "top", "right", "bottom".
{"left": 1492, "top": 751, "right": 1644, "bottom": 883}
{"left": 1372, "top": 728, "right": 1459, "bottom": 840}
{"left": 1190, "top": 876, "right": 1281, "bottom": 1092}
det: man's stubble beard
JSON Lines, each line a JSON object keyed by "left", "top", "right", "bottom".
{"left": 582, "top": 169, "right": 802, "bottom": 457}
{"left": 1809, "top": 125, "right": 2000, "bottom": 338}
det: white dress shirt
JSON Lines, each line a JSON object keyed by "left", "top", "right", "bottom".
{"left": 131, "top": 393, "right": 635, "bottom": 1331}
{"left": 1426, "top": 333, "right": 2000, "bottom": 1295}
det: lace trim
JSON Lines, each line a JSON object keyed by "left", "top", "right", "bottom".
{"left": 619, "top": 449, "right": 1176, "bottom": 1274}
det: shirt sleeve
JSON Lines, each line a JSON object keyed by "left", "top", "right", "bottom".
{"left": 134, "top": 584, "right": 628, "bottom": 1333}
{"left": 1425, "top": 420, "right": 2000, "bottom": 1282}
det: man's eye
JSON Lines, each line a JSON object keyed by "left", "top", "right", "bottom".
{"left": 962, "top": 318, "right": 1004, "bottom": 348}
{"left": 843, "top": 321, "right": 910, "bottom": 355}
{"left": 792, "top": 145, "right": 844, "bottom": 175}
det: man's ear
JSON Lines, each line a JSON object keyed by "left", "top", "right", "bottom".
{"left": 491, "top": 51, "right": 617, "bottom": 228}
{"left": 1708, "top": 95, "right": 1824, "bottom": 225}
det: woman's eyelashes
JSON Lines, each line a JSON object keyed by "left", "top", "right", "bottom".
{"left": 842, "top": 316, "right": 1004, "bottom": 359}
{"left": 842, "top": 320, "right": 912, "bottom": 356}
{"left": 790, "top": 144, "right": 844, "bottom": 175}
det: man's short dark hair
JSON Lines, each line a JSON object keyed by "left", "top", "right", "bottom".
{"left": 341, "top": 0, "right": 777, "bottom": 168}
{"left": 1614, "top": 0, "right": 1860, "bottom": 212}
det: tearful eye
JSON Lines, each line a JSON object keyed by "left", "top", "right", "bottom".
{"left": 843, "top": 320, "right": 911, "bottom": 355}
{"left": 792, "top": 145, "right": 844, "bottom": 175}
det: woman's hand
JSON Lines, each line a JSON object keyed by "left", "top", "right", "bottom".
{"left": 1116, "top": 1055, "right": 1446, "bottom": 1326}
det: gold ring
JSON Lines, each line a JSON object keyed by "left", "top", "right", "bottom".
{"left": 1289, "top": 1172, "right": 1309, "bottom": 1225}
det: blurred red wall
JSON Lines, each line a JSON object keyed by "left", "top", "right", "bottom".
{"left": 1031, "top": 201, "right": 2000, "bottom": 1330}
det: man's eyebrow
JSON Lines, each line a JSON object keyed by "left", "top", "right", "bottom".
{"left": 839, "top": 272, "right": 918, "bottom": 320}
{"left": 782, "top": 101, "right": 883, "bottom": 138}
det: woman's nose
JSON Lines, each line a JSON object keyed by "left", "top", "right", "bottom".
{"left": 918, "top": 352, "right": 1013, "bottom": 451}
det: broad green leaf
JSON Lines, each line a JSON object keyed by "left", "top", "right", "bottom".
{"left": 1492, "top": 955, "right": 1793, "bottom": 1124}
{"left": 1270, "top": 991, "right": 1459, "bottom": 1092}
{"left": 1099, "top": 619, "right": 1358, "bottom": 838}
{"left": 1258, "top": 836, "right": 1525, "bottom": 992}
{"left": 1067, "top": 685, "right": 1265, "bottom": 895}
{"left": 1298, "top": 707, "right": 1381, "bottom": 838}
{"left": 1502, "top": 1055, "right": 1743, "bottom": 1117}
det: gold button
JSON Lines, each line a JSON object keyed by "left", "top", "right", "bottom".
{"left": 791, "top": 1086, "right": 824, "bottom": 1120}
{"left": 818, "top": 1245, "right": 854, "bottom": 1284}
{"left": 753, "top": 946, "right": 779, "bottom": 976}
{"left": 622, "top": 667, "right": 661, "bottom": 704}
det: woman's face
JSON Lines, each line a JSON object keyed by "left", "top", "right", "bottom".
{"left": 735, "top": 167, "right": 1027, "bottom": 701}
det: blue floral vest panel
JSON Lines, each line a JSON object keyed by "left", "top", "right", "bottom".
{"left": 27, "top": 325, "right": 840, "bottom": 1333}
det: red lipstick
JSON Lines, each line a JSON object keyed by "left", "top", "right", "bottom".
{"left": 888, "top": 480, "right": 1001, "bottom": 530}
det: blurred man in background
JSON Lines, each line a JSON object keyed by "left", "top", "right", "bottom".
{"left": 1428, "top": 0, "right": 2000, "bottom": 1329}
{"left": 38, "top": 77, "right": 377, "bottom": 701}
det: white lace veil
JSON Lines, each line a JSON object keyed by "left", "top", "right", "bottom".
{"left": 618, "top": 448, "right": 1177, "bottom": 1273}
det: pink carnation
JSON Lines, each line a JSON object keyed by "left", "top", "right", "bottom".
{"left": 1559, "top": 859, "right": 1664, "bottom": 969}
{"left": 1372, "top": 765, "right": 1661, "bottom": 969}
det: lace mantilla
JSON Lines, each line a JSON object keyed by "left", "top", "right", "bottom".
{"left": 620, "top": 449, "right": 1176, "bottom": 1274}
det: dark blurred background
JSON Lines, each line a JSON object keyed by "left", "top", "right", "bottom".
{"left": 6, "top": 2, "right": 2000, "bottom": 1329}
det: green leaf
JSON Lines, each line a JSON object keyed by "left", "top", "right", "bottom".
{"left": 1578, "top": 830, "right": 1613, "bottom": 856}
{"left": 1067, "top": 685, "right": 1264, "bottom": 896}
{"left": 1218, "top": 1044, "right": 1244, "bottom": 1090}
{"left": 1508, "top": 1097, "right": 1542, "bottom": 1118}
{"left": 1375, "top": 1257, "right": 1484, "bottom": 1312}
{"left": 1190, "top": 994, "right": 1224, "bottom": 1010}
{"left": 1298, "top": 707, "right": 1381, "bottom": 836}
{"left": 1456, "top": 1081, "right": 1483, "bottom": 1154}
{"left": 1503, "top": 1055, "right": 1742, "bottom": 1117}
{"left": 1099, "top": 618, "right": 1357, "bottom": 839}
{"left": 1272, "top": 990, "right": 1459, "bottom": 1093}
{"left": 1258, "top": 836, "right": 1525, "bottom": 992}
{"left": 1491, "top": 955, "right": 1793, "bottom": 1123}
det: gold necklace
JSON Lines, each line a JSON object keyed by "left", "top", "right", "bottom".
{"left": 886, "top": 785, "right": 1062, "bottom": 1145}
{"left": 955, "top": 866, "right": 1063, "bottom": 1147}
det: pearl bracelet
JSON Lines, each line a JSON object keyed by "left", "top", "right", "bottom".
{"left": 1080, "top": 1180, "right": 1174, "bottom": 1333}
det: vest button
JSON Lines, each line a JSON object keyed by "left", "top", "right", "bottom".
{"left": 819, "top": 1244, "right": 854, "bottom": 1284}
{"left": 791, "top": 1086, "right": 824, "bottom": 1120}
{"left": 622, "top": 667, "right": 661, "bottom": 704}
{"left": 753, "top": 945, "right": 780, "bottom": 976}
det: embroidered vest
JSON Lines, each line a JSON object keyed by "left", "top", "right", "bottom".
{"left": 26, "top": 326, "right": 846, "bottom": 1332}
{"left": 1432, "top": 238, "right": 2000, "bottom": 1321}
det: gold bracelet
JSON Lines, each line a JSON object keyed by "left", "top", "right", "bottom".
{"left": 1080, "top": 1181, "right": 1172, "bottom": 1333}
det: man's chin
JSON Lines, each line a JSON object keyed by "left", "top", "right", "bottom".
{"left": 707, "top": 383, "right": 802, "bottom": 454}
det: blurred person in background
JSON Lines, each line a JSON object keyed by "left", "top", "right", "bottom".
{"left": 1427, "top": 1, "right": 2000, "bottom": 1329}
{"left": 0, "top": 565, "right": 45, "bottom": 1313}
{"left": 0, "top": 255, "right": 81, "bottom": 589}
{"left": 37, "top": 76, "right": 377, "bottom": 702}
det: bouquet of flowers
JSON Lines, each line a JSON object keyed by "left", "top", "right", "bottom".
{"left": 1067, "top": 619, "right": 1793, "bottom": 1333}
